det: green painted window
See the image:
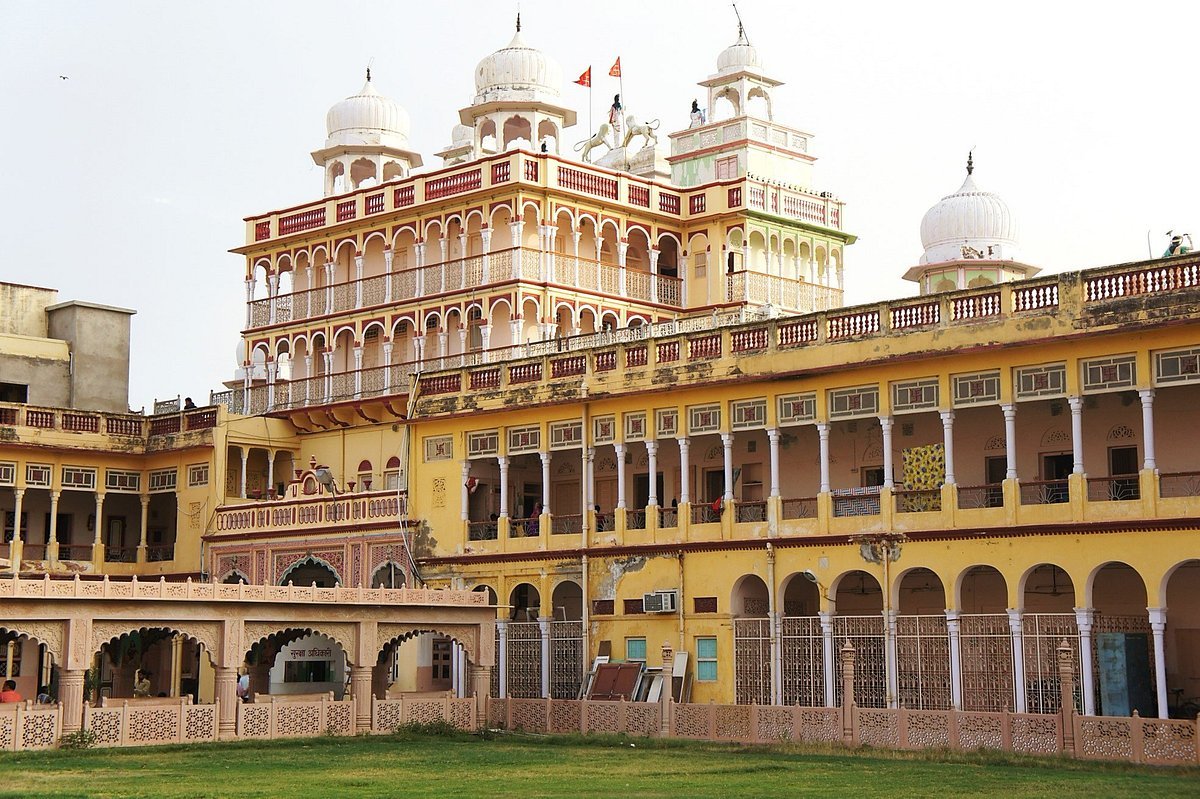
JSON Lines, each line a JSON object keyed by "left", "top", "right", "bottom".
{"left": 625, "top": 637, "right": 647, "bottom": 663}
{"left": 697, "top": 637, "right": 718, "bottom": 682}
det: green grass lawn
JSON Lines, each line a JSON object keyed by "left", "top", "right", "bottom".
{"left": 0, "top": 728, "right": 1197, "bottom": 799}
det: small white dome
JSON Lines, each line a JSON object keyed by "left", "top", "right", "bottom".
{"left": 474, "top": 29, "right": 562, "bottom": 103}
{"left": 919, "top": 169, "right": 1020, "bottom": 265}
{"left": 325, "top": 78, "right": 411, "bottom": 149}
{"left": 717, "top": 29, "right": 761, "bottom": 74}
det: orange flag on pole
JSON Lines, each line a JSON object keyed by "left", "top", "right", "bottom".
{"left": 574, "top": 67, "right": 592, "bottom": 87}
{"left": 609, "top": 57, "right": 621, "bottom": 77}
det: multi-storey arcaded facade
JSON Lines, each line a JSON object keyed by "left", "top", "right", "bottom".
{"left": 3, "top": 21, "right": 1198, "bottom": 722}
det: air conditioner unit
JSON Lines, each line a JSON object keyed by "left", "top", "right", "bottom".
{"left": 643, "top": 590, "right": 679, "bottom": 614}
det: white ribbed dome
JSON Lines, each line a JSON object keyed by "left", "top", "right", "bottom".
{"left": 717, "top": 30, "right": 761, "bottom": 74}
{"left": 325, "top": 78, "right": 411, "bottom": 149}
{"left": 919, "top": 171, "right": 1020, "bottom": 265}
{"left": 474, "top": 29, "right": 562, "bottom": 102}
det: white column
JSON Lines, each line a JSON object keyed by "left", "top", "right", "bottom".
{"left": 945, "top": 610, "right": 963, "bottom": 711}
{"left": 244, "top": 278, "right": 254, "bottom": 328}
{"left": 1074, "top": 607, "right": 1096, "bottom": 715}
{"left": 460, "top": 461, "right": 470, "bottom": 521}
{"left": 10, "top": 489, "right": 23, "bottom": 563}
{"left": 266, "top": 451, "right": 275, "bottom": 496}
{"left": 267, "top": 273, "right": 279, "bottom": 324}
{"left": 498, "top": 456, "right": 509, "bottom": 519}
{"left": 585, "top": 447, "right": 596, "bottom": 512}
{"left": 353, "top": 346, "right": 363, "bottom": 398}
{"left": 767, "top": 428, "right": 781, "bottom": 498}
{"left": 265, "top": 360, "right": 277, "bottom": 410}
{"left": 496, "top": 620, "right": 509, "bottom": 699}
{"left": 1008, "top": 609, "right": 1027, "bottom": 713}
{"left": 540, "top": 452, "right": 551, "bottom": 515}
{"left": 538, "top": 617, "right": 551, "bottom": 699}
{"left": 879, "top": 416, "right": 894, "bottom": 488}
{"left": 817, "top": 422, "right": 831, "bottom": 493}
{"left": 414, "top": 242, "right": 426, "bottom": 295}
{"left": 571, "top": 231, "right": 581, "bottom": 288}
{"left": 354, "top": 254, "right": 364, "bottom": 307}
{"left": 677, "top": 438, "right": 690, "bottom": 503}
{"left": 614, "top": 443, "right": 627, "bottom": 510}
{"left": 940, "top": 410, "right": 956, "bottom": 485}
{"left": 721, "top": 432, "right": 735, "bottom": 502}
{"left": 322, "top": 351, "right": 333, "bottom": 403}
{"left": 47, "top": 491, "right": 60, "bottom": 562}
{"left": 1068, "top": 396, "right": 1085, "bottom": 474}
{"left": 646, "top": 441, "right": 659, "bottom": 507}
{"left": 818, "top": 611, "right": 836, "bottom": 708}
{"left": 324, "top": 262, "right": 335, "bottom": 311}
{"left": 480, "top": 228, "right": 493, "bottom": 284}
{"left": 383, "top": 248, "right": 394, "bottom": 303}
{"left": 1148, "top": 607, "right": 1169, "bottom": 718}
{"left": 649, "top": 249, "right": 660, "bottom": 302}
{"left": 239, "top": 448, "right": 248, "bottom": 499}
{"left": 884, "top": 609, "right": 899, "bottom": 709}
{"left": 1001, "top": 404, "right": 1018, "bottom": 478}
{"left": 617, "top": 241, "right": 629, "bottom": 297}
{"left": 1139, "top": 389, "right": 1157, "bottom": 470}
{"left": 382, "top": 341, "right": 393, "bottom": 393}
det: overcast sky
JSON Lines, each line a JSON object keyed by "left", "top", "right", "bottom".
{"left": 1, "top": 1, "right": 1196, "bottom": 412}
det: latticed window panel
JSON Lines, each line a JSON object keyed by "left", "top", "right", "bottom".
{"left": 833, "top": 615, "right": 886, "bottom": 709}
{"left": 959, "top": 614, "right": 1014, "bottom": 712}
{"left": 505, "top": 621, "right": 543, "bottom": 698}
{"left": 781, "top": 616, "right": 824, "bottom": 707}
{"left": 550, "top": 621, "right": 584, "bottom": 699}
{"left": 1092, "top": 613, "right": 1155, "bottom": 717}
{"left": 733, "top": 618, "right": 771, "bottom": 705}
{"left": 1022, "top": 613, "right": 1082, "bottom": 713}
{"left": 895, "top": 615, "right": 952, "bottom": 710}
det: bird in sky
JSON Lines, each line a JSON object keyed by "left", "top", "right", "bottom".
{"left": 58, "top": 75, "right": 69, "bottom": 80}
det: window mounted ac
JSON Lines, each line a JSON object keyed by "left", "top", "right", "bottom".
{"left": 643, "top": 590, "right": 678, "bottom": 614}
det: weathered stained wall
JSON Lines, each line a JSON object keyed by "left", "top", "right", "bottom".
{"left": 46, "top": 301, "right": 135, "bottom": 413}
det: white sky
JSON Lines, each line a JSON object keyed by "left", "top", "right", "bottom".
{"left": 1, "top": 1, "right": 1196, "bottom": 411}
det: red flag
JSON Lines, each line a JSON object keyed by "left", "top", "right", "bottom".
{"left": 574, "top": 67, "right": 591, "bottom": 87}
{"left": 609, "top": 57, "right": 621, "bottom": 78}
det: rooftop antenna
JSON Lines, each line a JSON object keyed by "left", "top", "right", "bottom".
{"left": 732, "top": 3, "right": 749, "bottom": 43}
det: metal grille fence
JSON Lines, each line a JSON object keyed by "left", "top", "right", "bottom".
{"left": 733, "top": 618, "right": 772, "bottom": 705}
{"left": 833, "top": 616, "right": 886, "bottom": 708}
{"left": 781, "top": 616, "right": 825, "bottom": 707}
{"left": 505, "top": 622, "right": 543, "bottom": 699}
{"left": 895, "top": 615, "right": 952, "bottom": 710}
{"left": 959, "top": 614, "right": 1014, "bottom": 712}
{"left": 550, "top": 621, "right": 584, "bottom": 700}
{"left": 1023, "top": 613, "right": 1082, "bottom": 713}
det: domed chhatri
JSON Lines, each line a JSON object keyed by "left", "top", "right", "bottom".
{"left": 904, "top": 154, "right": 1038, "bottom": 294}
{"left": 311, "top": 70, "right": 424, "bottom": 196}
{"left": 919, "top": 155, "right": 1019, "bottom": 266}
{"left": 455, "top": 16, "right": 575, "bottom": 161}
{"left": 325, "top": 75, "right": 411, "bottom": 150}
{"left": 473, "top": 24, "right": 563, "bottom": 104}
{"left": 716, "top": 27, "right": 762, "bottom": 75}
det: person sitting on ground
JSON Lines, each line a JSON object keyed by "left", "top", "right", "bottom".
{"left": 36, "top": 685, "right": 51, "bottom": 704}
{"left": 237, "top": 671, "right": 250, "bottom": 703}
{"left": 0, "top": 680, "right": 22, "bottom": 703}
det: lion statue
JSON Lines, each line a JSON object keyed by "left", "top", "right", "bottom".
{"left": 573, "top": 123, "right": 611, "bottom": 163}
{"left": 622, "top": 116, "right": 660, "bottom": 150}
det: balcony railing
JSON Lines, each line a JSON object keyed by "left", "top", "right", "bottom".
{"left": 832, "top": 488, "right": 881, "bottom": 517}
{"left": 248, "top": 247, "right": 686, "bottom": 330}
{"left": 781, "top": 497, "right": 817, "bottom": 519}
{"left": 1160, "top": 471, "right": 1200, "bottom": 498}
{"left": 467, "top": 521, "right": 497, "bottom": 541}
{"left": 1086, "top": 476, "right": 1140, "bottom": 502}
{"left": 0, "top": 403, "right": 217, "bottom": 443}
{"left": 957, "top": 484, "right": 1004, "bottom": 509}
{"left": 1019, "top": 480, "right": 1069, "bottom": 505}
{"left": 658, "top": 507, "right": 678, "bottom": 528}
{"left": 213, "top": 491, "right": 406, "bottom": 536}
{"left": 894, "top": 489, "right": 942, "bottom": 514}
{"left": 551, "top": 514, "right": 582, "bottom": 535}
{"left": 626, "top": 509, "right": 647, "bottom": 530}
{"left": 734, "top": 501, "right": 767, "bottom": 523}
{"left": 726, "top": 270, "right": 842, "bottom": 313}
